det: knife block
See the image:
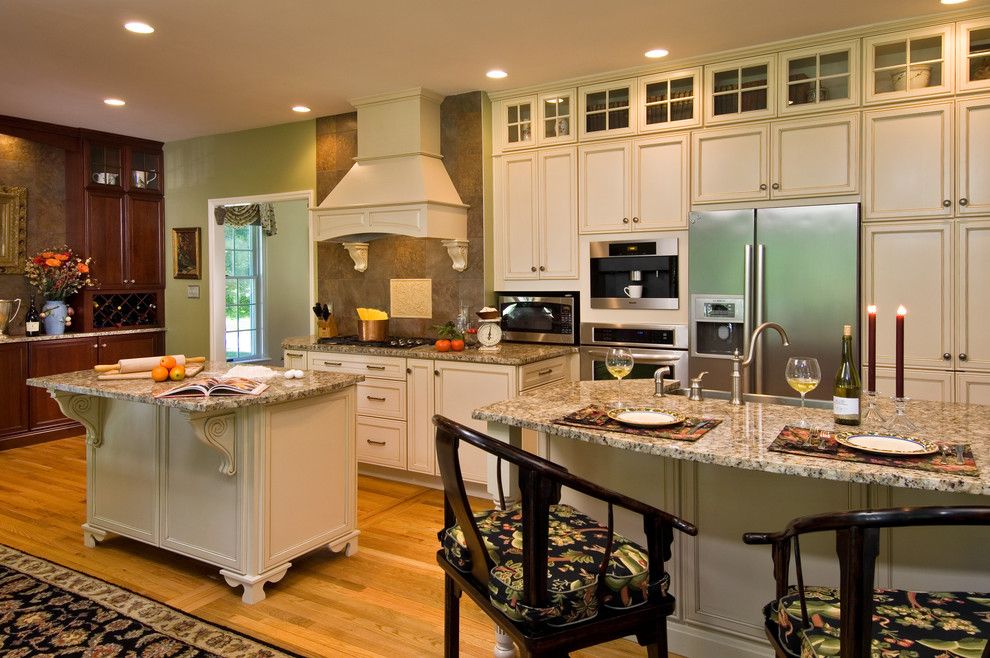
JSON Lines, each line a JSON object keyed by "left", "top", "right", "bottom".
{"left": 317, "top": 315, "right": 338, "bottom": 339}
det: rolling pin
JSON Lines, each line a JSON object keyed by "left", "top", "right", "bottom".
{"left": 94, "top": 355, "right": 205, "bottom": 373}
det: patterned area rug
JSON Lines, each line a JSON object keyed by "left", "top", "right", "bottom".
{"left": 0, "top": 544, "right": 298, "bottom": 657}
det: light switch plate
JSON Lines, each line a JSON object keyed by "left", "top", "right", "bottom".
{"left": 390, "top": 279, "right": 432, "bottom": 318}
{"left": 186, "top": 284, "right": 200, "bottom": 299}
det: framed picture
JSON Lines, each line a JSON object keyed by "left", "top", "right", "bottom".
{"left": 172, "top": 227, "right": 201, "bottom": 279}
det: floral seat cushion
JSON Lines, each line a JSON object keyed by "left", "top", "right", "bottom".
{"left": 440, "top": 503, "right": 668, "bottom": 626}
{"left": 764, "top": 585, "right": 990, "bottom": 658}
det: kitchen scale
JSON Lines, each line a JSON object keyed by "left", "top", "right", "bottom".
{"left": 477, "top": 319, "right": 503, "bottom": 351}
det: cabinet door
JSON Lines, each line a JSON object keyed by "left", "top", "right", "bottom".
{"left": 873, "top": 366, "right": 954, "bottom": 403}
{"left": 125, "top": 196, "right": 164, "bottom": 286}
{"left": 770, "top": 113, "right": 859, "bottom": 198}
{"left": 955, "top": 371, "right": 990, "bottom": 405}
{"left": 538, "top": 147, "right": 578, "bottom": 278}
{"left": 406, "top": 359, "right": 435, "bottom": 475}
{"left": 864, "top": 25, "right": 954, "bottom": 104}
{"left": 98, "top": 331, "right": 163, "bottom": 364}
{"left": 434, "top": 362, "right": 514, "bottom": 485}
{"left": 778, "top": 40, "right": 860, "bottom": 116}
{"left": 87, "top": 192, "right": 125, "bottom": 287}
{"left": 538, "top": 90, "right": 576, "bottom": 145}
{"left": 495, "top": 153, "right": 539, "bottom": 280}
{"left": 957, "top": 18, "right": 990, "bottom": 93}
{"left": 704, "top": 55, "right": 776, "bottom": 125}
{"left": 579, "top": 79, "right": 637, "bottom": 140}
{"left": 495, "top": 96, "right": 537, "bottom": 153}
{"left": 691, "top": 124, "right": 769, "bottom": 204}
{"left": 579, "top": 141, "right": 631, "bottom": 233}
{"left": 956, "top": 220, "right": 990, "bottom": 372}
{"left": 28, "top": 338, "right": 98, "bottom": 429}
{"left": 633, "top": 134, "right": 689, "bottom": 230}
{"left": 956, "top": 96, "right": 990, "bottom": 217}
{"left": 638, "top": 68, "right": 702, "bottom": 133}
{"left": 863, "top": 102, "right": 953, "bottom": 220}
{"left": 863, "top": 222, "right": 952, "bottom": 370}
{"left": 0, "top": 343, "right": 29, "bottom": 438}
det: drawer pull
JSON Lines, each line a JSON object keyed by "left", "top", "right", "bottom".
{"left": 322, "top": 361, "right": 343, "bottom": 367}
{"left": 366, "top": 439, "right": 387, "bottom": 446}
{"left": 366, "top": 365, "right": 387, "bottom": 371}
{"left": 536, "top": 368, "right": 553, "bottom": 376}
{"left": 286, "top": 351, "right": 304, "bottom": 358}
{"left": 366, "top": 395, "right": 387, "bottom": 401}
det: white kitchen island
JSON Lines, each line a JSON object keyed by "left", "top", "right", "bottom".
{"left": 28, "top": 362, "right": 363, "bottom": 604}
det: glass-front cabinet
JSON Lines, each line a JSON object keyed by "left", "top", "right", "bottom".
{"left": 495, "top": 96, "right": 537, "bottom": 152}
{"left": 579, "top": 79, "right": 637, "bottom": 139}
{"left": 864, "top": 25, "right": 954, "bottom": 103}
{"left": 705, "top": 55, "right": 776, "bottom": 124}
{"left": 778, "top": 40, "right": 859, "bottom": 115}
{"left": 539, "top": 90, "right": 576, "bottom": 145}
{"left": 958, "top": 18, "right": 990, "bottom": 92}
{"left": 88, "top": 143, "right": 123, "bottom": 188}
{"left": 638, "top": 67, "right": 702, "bottom": 132}
{"left": 129, "top": 149, "right": 162, "bottom": 193}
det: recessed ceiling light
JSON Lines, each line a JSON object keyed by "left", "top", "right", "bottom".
{"left": 645, "top": 48, "right": 670, "bottom": 59}
{"left": 103, "top": 98, "right": 126, "bottom": 106}
{"left": 546, "top": 98, "right": 564, "bottom": 104}
{"left": 940, "top": 0, "right": 967, "bottom": 4}
{"left": 486, "top": 69, "right": 508, "bottom": 79}
{"left": 292, "top": 105, "right": 311, "bottom": 113}
{"left": 124, "top": 21, "right": 155, "bottom": 34}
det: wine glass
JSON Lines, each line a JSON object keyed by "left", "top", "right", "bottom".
{"left": 605, "top": 348, "right": 634, "bottom": 403}
{"left": 785, "top": 357, "right": 821, "bottom": 428}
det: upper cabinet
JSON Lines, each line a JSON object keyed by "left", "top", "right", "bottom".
{"left": 957, "top": 18, "right": 990, "bottom": 93}
{"left": 494, "top": 96, "right": 537, "bottom": 152}
{"left": 864, "top": 24, "right": 954, "bottom": 104}
{"left": 638, "top": 68, "right": 702, "bottom": 133}
{"left": 778, "top": 40, "right": 860, "bottom": 115}
{"left": 579, "top": 78, "right": 638, "bottom": 140}
{"left": 539, "top": 90, "right": 576, "bottom": 145}
{"left": 956, "top": 95, "right": 990, "bottom": 216}
{"left": 704, "top": 54, "right": 776, "bottom": 125}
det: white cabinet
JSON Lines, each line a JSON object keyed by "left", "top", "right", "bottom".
{"left": 580, "top": 134, "right": 689, "bottom": 233}
{"left": 691, "top": 124, "right": 768, "bottom": 203}
{"left": 539, "top": 90, "right": 576, "bottom": 145}
{"left": 494, "top": 96, "right": 537, "bottom": 153}
{"left": 956, "top": 96, "right": 990, "bottom": 216}
{"left": 864, "top": 24, "right": 954, "bottom": 104}
{"left": 704, "top": 54, "right": 776, "bottom": 125}
{"left": 956, "top": 372, "right": 990, "bottom": 405}
{"left": 863, "top": 102, "right": 954, "bottom": 220}
{"left": 638, "top": 67, "right": 702, "bottom": 133}
{"left": 778, "top": 40, "right": 860, "bottom": 116}
{"left": 956, "top": 219, "right": 990, "bottom": 372}
{"left": 579, "top": 78, "right": 637, "bottom": 140}
{"left": 494, "top": 147, "right": 578, "bottom": 282}
{"left": 957, "top": 18, "right": 990, "bottom": 93}
{"left": 282, "top": 349, "right": 307, "bottom": 371}
{"left": 872, "top": 366, "right": 955, "bottom": 403}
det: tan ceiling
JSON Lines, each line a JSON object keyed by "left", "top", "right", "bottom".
{"left": 1, "top": 0, "right": 987, "bottom": 142}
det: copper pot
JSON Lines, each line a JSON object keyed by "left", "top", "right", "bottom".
{"left": 357, "top": 319, "right": 388, "bottom": 342}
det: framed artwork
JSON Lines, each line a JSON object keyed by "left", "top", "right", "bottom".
{"left": 172, "top": 227, "right": 201, "bottom": 279}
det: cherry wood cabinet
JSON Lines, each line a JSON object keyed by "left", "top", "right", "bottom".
{"left": 28, "top": 338, "right": 99, "bottom": 430}
{"left": 0, "top": 343, "right": 29, "bottom": 439}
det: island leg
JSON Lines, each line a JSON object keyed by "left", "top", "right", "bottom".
{"left": 81, "top": 523, "right": 108, "bottom": 548}
{"left": 220, "top": 563, "right": 292, "bottom": 604}
{"left": 328, "top": 530, "right": 360, "bottom": 557}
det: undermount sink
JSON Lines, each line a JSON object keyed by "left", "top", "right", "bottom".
{"left": 669, "top": 388, "right": 833, "bottom": 409}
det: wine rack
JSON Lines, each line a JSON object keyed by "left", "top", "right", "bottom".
{"left": 90, "top": 292, "right": 161, "bottom": 329}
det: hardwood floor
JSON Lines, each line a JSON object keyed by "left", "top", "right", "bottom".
{"left": 0, "top": 436, "right": 678, "bottom": 657}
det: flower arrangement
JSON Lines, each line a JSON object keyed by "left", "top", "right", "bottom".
{"left": 24, "top": 247, "right": 96, "bottom": 301}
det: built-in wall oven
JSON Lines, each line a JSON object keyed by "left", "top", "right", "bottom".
{"left": 496, "top": 292, "right": 578, "bottom": 345}
{"left": 589, "top": 238, "right": 679, "bottom": 309}
{"left": 579, "top": 323, "right": 689, "bottom": 383}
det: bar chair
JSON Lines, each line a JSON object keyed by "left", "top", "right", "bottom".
{"left": 744, "top": 506, "right": 990, "bottom": 658}
{"left": 433, "top": 415, "right": 697, "bottom": 657}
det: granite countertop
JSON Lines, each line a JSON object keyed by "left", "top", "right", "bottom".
{"left": 27, "top": 361, "right": 364, "bottom": 413}
{"left": 282, "top": 336, "right": 577, "bottom": 366}
{"left": 0, "top": 327, "right": 166, "bottom": 344}
{"left": 472, "top": 380, "right": 990, "bottom": 496}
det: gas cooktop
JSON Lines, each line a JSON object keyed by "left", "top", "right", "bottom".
{"left": 316, "top": 335, "right": 433, "bottom": 349}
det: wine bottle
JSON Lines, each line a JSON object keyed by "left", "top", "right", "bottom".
{"left": 833, "top": 324, "right": 861, "bottom": 426}
{"left": 25, "top": 296, "right": 40, "bottom": 337}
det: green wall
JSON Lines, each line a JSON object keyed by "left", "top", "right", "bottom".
{"left": 263, "top": 199, "right": 312, "bottom": 363}
{"left": 163, "top": 120, "right": 316, "bottom": 357}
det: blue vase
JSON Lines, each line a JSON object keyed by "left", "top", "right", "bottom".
{"left": 42, "top": 300, "right": 68, "bottom": 335}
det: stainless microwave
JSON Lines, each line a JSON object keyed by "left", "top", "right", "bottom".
{"left": 495, "top": 292, "right": 578, "bottom": 345}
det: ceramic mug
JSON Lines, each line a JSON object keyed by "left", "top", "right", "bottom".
{"left": 133, "top": 170, "right": 159, "bottom": 188}
{"left": 92, "top": 172, "right": 119, "bottom": 185}
{"left": 623, "top": 285, "right": 643, "bottom": 299}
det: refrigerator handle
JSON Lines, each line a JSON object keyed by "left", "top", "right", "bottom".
{"left": 743, "top": 244, "right": 753, "bottom": 339}
{"left": 754, "top": 244, "right": 766, "bottom": 394}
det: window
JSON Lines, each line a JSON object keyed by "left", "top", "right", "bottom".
{"left": 225, "top": 225, "right": 263, "bottom": 361}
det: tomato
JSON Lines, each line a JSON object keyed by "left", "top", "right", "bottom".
{"left": 466, "top": 327, "right": 477, "bottom": 334}
{"left": 450, "top": 339, "right": 465, "bottom": 352}
{"left": 435, "top": 339, "right": 451, "bottom": 352}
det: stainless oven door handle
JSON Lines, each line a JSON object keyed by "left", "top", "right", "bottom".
{"left": 584, "top": 348, "right": 682, "bottom": 364}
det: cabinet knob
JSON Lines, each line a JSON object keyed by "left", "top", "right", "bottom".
{"left": 959, "top": 353, "right": 968, "bottom": 361}
{"left": 622, "top": 217, "right": 629, "bottom": 224}
{"left": 760, "top": 183, "right": 768, "bottom": 191}
{"left": 959, "top": 198, "right": 969, "bottom": 206}
{"left": 943, "top": 199, "right": 952, "bottom": 207}
{"left": 531, "top": 266, "right": 537, "bottom": 272}
{"left": 771, "top": 183, "right": 780, "bottom": 190}
{"left": 539, "top": 265, "right": 546, "bottom": 271}
{"left": 406, "top": 367, "right": 412, "bottom": 374}
{"left": 93, "top": 343, "right": 99, "bottom": 349}
{"left": 101, "top": 343, "right": 107, "bottom": 348}
{"left": 632, "top": 216, "right": 640, "bottom": 223}
{"left": 943, "top": 352, "right": 952, "bottom": 360}
{"left": 434, "top": 370, "right": 440, "bottom": 377}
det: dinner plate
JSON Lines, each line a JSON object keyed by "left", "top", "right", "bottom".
{"left": 606, "top": 408, "right": 685, "bottom": 428}
{"left": 834, "top": 432, "right": 938, "bottom": 456}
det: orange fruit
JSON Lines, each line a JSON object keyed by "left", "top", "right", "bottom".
{"left": 169, "top": 365, "right": 186, "bottom": 381}
{"left": 151, "top": 366, "right": 169, "bottom": 382}
{"left": 160, "top": 355, "right": 177, "bottom": 369}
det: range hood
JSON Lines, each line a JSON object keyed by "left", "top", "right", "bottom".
{"left": 312, "top": 88, "right": 469, "bottom": 271}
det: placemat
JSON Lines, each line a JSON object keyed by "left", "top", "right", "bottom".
{"left": 553, "top": 405, "right": 722, "bottom": 442}
{"left": 768, "top": 425, "right": 979, "bottom": 477}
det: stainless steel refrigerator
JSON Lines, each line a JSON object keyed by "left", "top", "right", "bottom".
{"left": 688, "top": 204, "right": 859, "bottom": 400}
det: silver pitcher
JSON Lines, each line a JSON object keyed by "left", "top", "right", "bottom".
{"left": 0, "top": 298, "right": 22, "bottom": 335}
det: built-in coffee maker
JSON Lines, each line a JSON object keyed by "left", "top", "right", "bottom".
{"left": 589, "top": 238, "right": 679, "bottom": 309}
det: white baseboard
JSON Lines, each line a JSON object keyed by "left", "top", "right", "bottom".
{"left": 667, "top": 620, "right": 773, "bottom": 658}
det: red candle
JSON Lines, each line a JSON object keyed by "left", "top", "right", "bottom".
{"left": 867, "top": 305, "right": 877, "bottom": 392}
{"left": 895, "top": 305, "right": 906, "bottom": 399}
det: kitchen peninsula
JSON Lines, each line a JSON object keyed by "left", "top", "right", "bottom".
{"left": 27, "top": 363, "right": 363, "bottom": 604}
{"left": 474, "top": 381, "right": 990, "bottom": 657}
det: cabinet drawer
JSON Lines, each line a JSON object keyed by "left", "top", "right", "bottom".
{"left": 356, "top": 417, "right": 406, "bottom": 468}
{"left": 519, "top": 356, "right": 569, "bottom": 392}
{"left": 308, "top": 351, "right": 407, "bottom": 380}
{"left": 357, "top": 379, "right": 407, "bottom": 420}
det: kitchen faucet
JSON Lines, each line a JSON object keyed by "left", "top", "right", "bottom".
{"left": 730, "top": 322, "right": 790, "bottom": 405}
{"left": 654, "top": 366, "right": 671, "bottom": 397}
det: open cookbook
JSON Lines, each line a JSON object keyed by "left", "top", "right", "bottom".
{"left": 155, "top": 376, "right": 268, "bottom": 398}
